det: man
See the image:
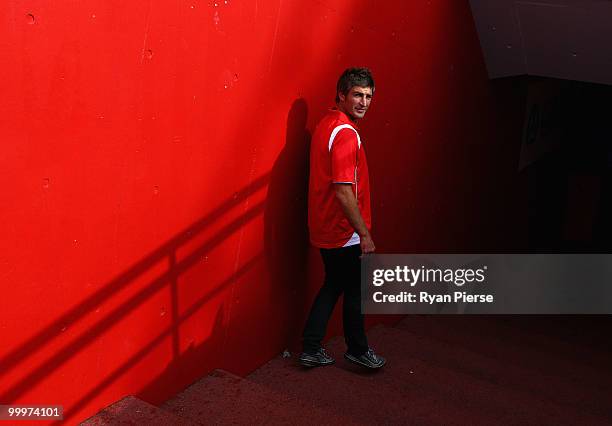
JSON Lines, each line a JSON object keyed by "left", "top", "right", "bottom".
{"left": 299, "top": 67, "right": 385, "bottom": 369}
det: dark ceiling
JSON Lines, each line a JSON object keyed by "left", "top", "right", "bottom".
{"left": 469, "top": 0, "right": 612, "bottom": 85}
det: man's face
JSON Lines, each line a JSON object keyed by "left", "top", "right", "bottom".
{"left": 338, "top": 86, "right": 373, "bottom": 121}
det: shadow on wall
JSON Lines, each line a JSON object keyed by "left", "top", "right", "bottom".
{"left": 0, "top": 173, "right": 269, "bottom": 424}
{"left": 0, "top": 100, "right": 314, "bottom": 424}
{"left": 138, "top": 98, "right": 314, "bottom": 405}
{"left": 136, "top": 302, "right": 228, "bottom": 405}
{"left": 264, "top": 98, "right": 312, "bottom": 352}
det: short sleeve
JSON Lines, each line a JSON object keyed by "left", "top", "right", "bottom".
{"left": 331, "top": 128, "right": 358, "bottom": 183}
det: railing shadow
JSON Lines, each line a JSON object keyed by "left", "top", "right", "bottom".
{"left": 1, "top": 99, "right": 313, "bottom": 424}
{"left": 0, "top": 174, "right": 269, "bottom": 405}
{"left": 61, "top": 253, "right": 264, "bottom": 424}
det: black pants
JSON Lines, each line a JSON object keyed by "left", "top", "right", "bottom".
{"left": 302, "top": 244, "right": 368, "bottom": 356}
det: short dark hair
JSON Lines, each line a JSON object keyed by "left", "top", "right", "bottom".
{"left": 335, "top": 67, "right": 375, "bottom": 103}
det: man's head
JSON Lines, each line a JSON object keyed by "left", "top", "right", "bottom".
{"left": 336, "top": 67, "right": 375, "bottom": 122}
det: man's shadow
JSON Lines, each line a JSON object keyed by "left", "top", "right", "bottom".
{"left": 264, "top": 98, "right": 311, "bottom": 352}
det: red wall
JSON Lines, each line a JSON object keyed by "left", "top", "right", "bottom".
{"left": 0, "top": 0, "right": 526, "bottom": 423}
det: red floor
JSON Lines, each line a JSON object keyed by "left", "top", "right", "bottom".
{"left": 84, "top": 315, "right": 612, "bottom": 425}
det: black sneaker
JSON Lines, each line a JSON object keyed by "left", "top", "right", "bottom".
{"left": 298, "top": 348, "right": 335, "bottom": 367}
{"left": 344, "top": 348, "right": 386, "bottom": 369}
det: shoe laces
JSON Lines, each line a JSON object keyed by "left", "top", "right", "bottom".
{"left": 366, "top": 348, "right": 378, "bottom": 361}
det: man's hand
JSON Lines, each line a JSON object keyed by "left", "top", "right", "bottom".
{"left": 334, "top": 183, "right": 375, "bottom": 254}
{"left": 360, "top": 232, "right": 376, "bottom": 254}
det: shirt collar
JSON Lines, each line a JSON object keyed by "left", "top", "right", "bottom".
{"left": 330, "top": 108, "right": 359, "bottom": 130}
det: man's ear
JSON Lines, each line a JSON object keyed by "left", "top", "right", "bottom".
{"left": 338, "top": 91, "right": 345, "bottom": 102}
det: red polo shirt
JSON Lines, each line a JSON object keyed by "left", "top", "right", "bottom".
{"left": 308, "top": 109, "right": 372, "bottom": 248}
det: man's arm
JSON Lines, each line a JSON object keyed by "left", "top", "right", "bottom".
{"left": 334, "top": 183, "right": 375, "bottom": 254}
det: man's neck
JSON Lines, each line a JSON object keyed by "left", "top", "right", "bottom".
{"left": 336, "top": 104, "right": 358, "bottom": 124}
